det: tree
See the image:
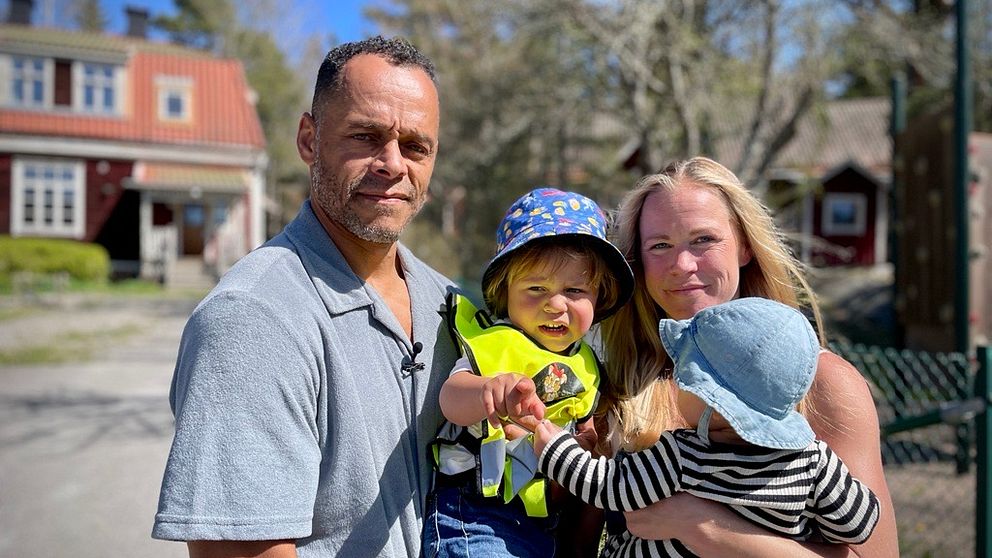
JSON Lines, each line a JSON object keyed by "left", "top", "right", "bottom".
{"left": 73, "top": 0, "right": 106, "bottom": 32}
{"left": 153, "top": 0, "right": 236, "bottom": 53}
{"left": 154, "top": 0, "right": 310, "bottom": 235}
{"left": 833, "top": 0, "right": 991, "bottom": 131}
{"left": 368, "top": 0, "right": 622, "bottom": 282}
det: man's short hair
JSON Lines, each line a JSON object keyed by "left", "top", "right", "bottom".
{"left": 311, "top": 35, "right": 436, "bottom": 118}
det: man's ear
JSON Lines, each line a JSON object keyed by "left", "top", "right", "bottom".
{"left": 297, "top": 112, "right": 317, "bottom": 165}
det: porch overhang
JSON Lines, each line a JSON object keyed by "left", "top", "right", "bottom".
{"left": 123, "top": 162, "right": 248, "bottom": 203}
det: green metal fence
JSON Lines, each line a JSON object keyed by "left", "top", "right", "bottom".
{"left": 831, "top": 342, "right": 990, "bottom": 558}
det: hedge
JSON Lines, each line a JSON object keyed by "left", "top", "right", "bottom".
{"left": 0, "top": 236, "right": 110, "bottom": 282}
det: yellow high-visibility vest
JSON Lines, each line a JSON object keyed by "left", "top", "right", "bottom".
{"left": 433, "top": 293, "right": 601, "bottom": 517}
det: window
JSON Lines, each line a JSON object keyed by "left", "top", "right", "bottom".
{"left": 77, "top": 62, "right": 118, "bottom": 114}
{"left": 11, "top": 159, "right": 85, "bottom": 238}
{"left": 10, "top": 56, "right": 48, "bottom": 108}
{"left": 821, "top": 192, "right": 867, "bottom": 236}
{"left": 156, "top": 75, "right": 193, "bottom": 122}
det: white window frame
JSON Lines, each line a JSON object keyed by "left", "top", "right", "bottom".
{"left": 8, "top": 55, "right": 52, "bottom": 109}
{"left": 821, "top": 192, "right": 867, "bottom": 236}
{"left": 73, "top": 61, "right": 121, "bottom": 115}
{"left": 11, "top": 157, "right": 86, "bottom": 238}
{"left": 155, "top": 75, "right": 193, "bottom": 123}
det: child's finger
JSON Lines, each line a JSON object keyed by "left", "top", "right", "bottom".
{"left": 511, "top": 414, "right": 542, "bottom": 433}
{"left": 482, "top": 391, "right": 500, "bottom": 428}
{"left": 527, "top": 398, "right": 546, "bottom": 421}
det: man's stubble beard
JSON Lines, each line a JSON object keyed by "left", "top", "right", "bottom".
{"left": 310, "top": 152, "right": 425, "bottom": 245}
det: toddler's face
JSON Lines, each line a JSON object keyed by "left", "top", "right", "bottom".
{"left": 506, "top": 257, "right": 598, "bottom": 353}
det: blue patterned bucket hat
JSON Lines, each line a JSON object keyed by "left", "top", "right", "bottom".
{"left": 481, "top": 187, "right": 634, "bottom": 322}
{"left": 658, "top": 297, "right": 820, "bottom": 450}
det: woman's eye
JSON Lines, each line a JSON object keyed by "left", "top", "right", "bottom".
{"left": 648, "top": 242, "right": 670, "bottom": 250}
{"left": 693, "top": 236, "right": 716, "bottom": 245}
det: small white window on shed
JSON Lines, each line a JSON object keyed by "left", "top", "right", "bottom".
{"left": 822, "top": 192, "right": 867, "bottom": 236}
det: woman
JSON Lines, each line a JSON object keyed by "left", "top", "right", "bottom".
{"left": 597, "top": 157, "right": 898, "bottom": 557}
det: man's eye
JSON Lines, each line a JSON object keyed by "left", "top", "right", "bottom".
{"left": 405, "top": 143, "right": 430, "bottom": 156}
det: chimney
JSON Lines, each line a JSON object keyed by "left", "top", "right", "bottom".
{"left": 125, "top": 6, "right": 149, "bottom": 39}
{"left": 7, "top": 0, "right": 33, "bottom": 25}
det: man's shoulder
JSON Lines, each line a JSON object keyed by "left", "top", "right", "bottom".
{"left": 191, "top": 235, "right": 319, "bottom": 324}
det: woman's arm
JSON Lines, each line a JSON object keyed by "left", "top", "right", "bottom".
{"left": 805, "top": 351, "right": 899, "bottom": 557}
{"left": 622, "top": 352, "right": 898, "bottom": 557}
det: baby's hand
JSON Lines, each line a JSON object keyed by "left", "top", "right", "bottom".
{"left": 533, "top": 419, "right": 563, "bottom": 457}
{"left": 481, "top": 373, "right": 546, "bottom": 429}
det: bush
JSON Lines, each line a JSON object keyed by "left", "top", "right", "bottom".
{"left": 0, "top": 236, "right": 110, "bottom": 283}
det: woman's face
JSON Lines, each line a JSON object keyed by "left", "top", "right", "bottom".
{"left": 638, "top": 185, "right": 752, "bottom": 320}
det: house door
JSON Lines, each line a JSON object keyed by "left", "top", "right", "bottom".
{"left": 182, "top": 203, "right": 205, "bottom": 254}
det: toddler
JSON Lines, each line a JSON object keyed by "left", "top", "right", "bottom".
{"left": 423, "top": 187, "right": 634, "bottom": 557}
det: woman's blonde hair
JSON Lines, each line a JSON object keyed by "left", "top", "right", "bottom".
{"left": 600, "top": 156, "right": 825, "bottom": 452}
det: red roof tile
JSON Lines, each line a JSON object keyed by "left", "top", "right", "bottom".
{"left": 0, "top": 25, "right": 265, "bottom": 150}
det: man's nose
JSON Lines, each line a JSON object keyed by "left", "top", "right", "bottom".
{"left": 371, "top": 140, "right": 405, "bottom": 178}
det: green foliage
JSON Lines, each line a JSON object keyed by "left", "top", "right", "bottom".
{"left": 73, "top": 0, "right": 107, "bottom": 32}
{"left": 154, "top": 0, "right": 309, "bottom": 236}
{"left": 0, "top": 236, "right": 110, "bottom": 283}
{"left": 154, "top": 0, "right": 235, "bottom": 52}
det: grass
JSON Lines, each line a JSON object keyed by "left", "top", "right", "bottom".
{"left": 0, "top": 324, "right": 141, "bottom": 366}
{"left": 0, "top": 276, "right": 167, "bottom": 296}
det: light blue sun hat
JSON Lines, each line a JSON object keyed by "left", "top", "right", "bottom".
{"left": 658, "top": 297, "right": 820, "bottom": 450}
{"left": 481, "top": 187, "right": 634, "bottom": 322}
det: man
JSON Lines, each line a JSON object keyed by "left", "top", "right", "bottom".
{"left": 152, "top": 36, "right": 458, "bottom": 557}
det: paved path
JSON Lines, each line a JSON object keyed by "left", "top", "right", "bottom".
{"left": 0, "top": 293, "right": 198, "bottom": 558}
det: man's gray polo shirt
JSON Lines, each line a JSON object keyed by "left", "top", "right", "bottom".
{"left": 153, "top": 201, "right": 458, "bottom": 557}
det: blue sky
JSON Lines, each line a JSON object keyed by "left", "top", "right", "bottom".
{"left": 4, "top": 0, "right": 379, "bottom": 57}
{"left": 100, "top": 0, "right": 375, "bottom": 44}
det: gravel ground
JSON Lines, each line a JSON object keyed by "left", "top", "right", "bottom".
{"left": 0, "top": 292, "right": 199, "bottom": 558}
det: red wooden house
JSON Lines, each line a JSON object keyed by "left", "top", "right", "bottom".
{"left": 714, "top": 98, "right": 892, "bottom": 268}
{"left": 0, "top": 2, "right": 267, "bottom": 283}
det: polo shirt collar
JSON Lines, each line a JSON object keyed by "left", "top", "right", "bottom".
{"left": 283, "top": 201, "right": 429, "bottom": 343}
{"left": 284, "top": 200, "right": 376, "bottom": 316}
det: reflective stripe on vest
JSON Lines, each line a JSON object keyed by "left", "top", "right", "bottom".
{"left": 440, "top": 293, "right": 601, "bottom": 517}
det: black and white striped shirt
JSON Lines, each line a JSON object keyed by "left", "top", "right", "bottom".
{"left": 540, "top": 429, "right": 880, "bottom": 558}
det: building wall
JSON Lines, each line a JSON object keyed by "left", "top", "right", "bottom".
{"left": 893, "top": 110, "right": 981, "bottom": 352}
{"left": 811, "top": 168, "right": 879, "bottom": 266}
{"left": 969, "top": 133, "right": 992, "bottom": 348}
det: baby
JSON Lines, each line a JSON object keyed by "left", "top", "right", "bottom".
{"left": 534, "top": 297, "right": 881, "bottom": 557}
